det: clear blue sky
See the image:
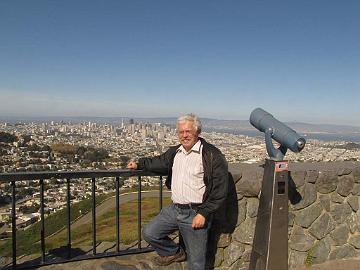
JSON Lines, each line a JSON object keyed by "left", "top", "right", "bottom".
{"left": 0, "top": 1, "right": 359, "bottom": 126}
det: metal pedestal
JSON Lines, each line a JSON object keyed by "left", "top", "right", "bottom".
{"left": 249, "top": 159, "right": 289, "bottom": 270}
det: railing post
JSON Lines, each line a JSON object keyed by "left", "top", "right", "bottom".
{"left": 159, "top": 176, "right": 163, "bottom": 211}
{"left": 116, "top": 176, "right": 120, "bottom": 253}
{"left": 66, "top": 178, "right": 72, "bottom": 258}
{"left": 137, "top": 176, "right": 142, "bottom": 249}
{"left": 40, "top": 179, "right": 46, "bottom": 263}
{"left": 11, "top": 181, "right": 16, "bottom": 269}
{"left": 92, "top": 178, "right": 96, "bottom": 255}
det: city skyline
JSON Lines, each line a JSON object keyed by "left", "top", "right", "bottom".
{"left": 0, "top": 1, "right": 359, "bottom": 126}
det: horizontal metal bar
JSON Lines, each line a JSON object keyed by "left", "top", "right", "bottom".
{"left": 0, "top": 170, "right": 166, "bottom": 182}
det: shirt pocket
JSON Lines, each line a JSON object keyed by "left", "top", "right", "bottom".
{"left": 189, "top": 163, "right": 204, "bottom": 189}
{"left": 192, "top": 162, "right": 204, "bottom": 177}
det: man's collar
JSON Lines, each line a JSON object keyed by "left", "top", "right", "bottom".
{"left": 177, "top": 139, "right": 202, "bottom": 154}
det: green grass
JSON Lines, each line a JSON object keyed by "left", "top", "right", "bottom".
{"left": 0, "top": 192, "right": 114, "bottom": 256}
{"left": 46, "top": 197, "right": 170, "bottom": 249}
{"left": 0, "top": 190, "right": 169, "bottom": 258}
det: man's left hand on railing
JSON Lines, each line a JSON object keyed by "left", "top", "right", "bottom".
{"left": 127, "top": 161, "right": 138, "bottom": 170}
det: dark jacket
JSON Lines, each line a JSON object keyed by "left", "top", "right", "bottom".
{"left": 137, "top": 137, "right": 228, "bottom": 220}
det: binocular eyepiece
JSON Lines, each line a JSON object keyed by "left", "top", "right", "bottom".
{"left": 250, "top": 108, "right": 306, "bottom": 159}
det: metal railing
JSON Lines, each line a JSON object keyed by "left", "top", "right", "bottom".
{"left": 0, "top": 170, "right": 165, "bottom": 269}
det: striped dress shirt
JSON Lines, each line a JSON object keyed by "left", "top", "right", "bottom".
{"left": 171, "top": 140, "right": 205, "bottom": 204}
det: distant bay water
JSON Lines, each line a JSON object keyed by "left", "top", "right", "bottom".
{"left": 204, "top": 128, "right": 360, "bottom": 143}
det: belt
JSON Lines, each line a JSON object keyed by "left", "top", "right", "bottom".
{"left": 174, "top": 203, "right": 202, "bottom": 210}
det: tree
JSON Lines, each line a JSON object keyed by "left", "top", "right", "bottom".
{"left": 0, "top": 132, "right": 18, "bottom": 143}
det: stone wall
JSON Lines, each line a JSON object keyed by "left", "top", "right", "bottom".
{"left": 209, "top": 161, "right": 360, "bottom": 270}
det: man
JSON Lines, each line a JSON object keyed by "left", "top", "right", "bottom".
{"left": 127, "top": 114, "right": 228, "bottom": 270}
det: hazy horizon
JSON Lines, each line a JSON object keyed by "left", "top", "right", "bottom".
{"left": 1, "top": 114, "right": 360, "bottom": 129}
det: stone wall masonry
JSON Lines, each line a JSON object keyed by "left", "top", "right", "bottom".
{"left": 210, "top": 161, "right": 360, "bottom": 270}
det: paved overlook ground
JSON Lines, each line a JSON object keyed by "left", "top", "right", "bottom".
{"left": 24, "top": 252, "right": 360, "bottom": 270}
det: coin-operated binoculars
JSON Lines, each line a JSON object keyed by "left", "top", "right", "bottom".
{"left": 249, "top": 108, "right": 306, "bottom": 270}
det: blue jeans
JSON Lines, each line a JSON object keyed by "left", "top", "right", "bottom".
{"left": 143, "top": 203, "right": 211, "bottom": 270}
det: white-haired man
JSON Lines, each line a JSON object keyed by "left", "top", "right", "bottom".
{"left": 127, "top": 114, "right": 228, "bottom": 270}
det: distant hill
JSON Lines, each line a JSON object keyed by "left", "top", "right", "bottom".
{"left": 132, "top": 117, "right": 360, "bottom": 135}
{"left": 285, "top": 122, "right": 360, "bottom": 134}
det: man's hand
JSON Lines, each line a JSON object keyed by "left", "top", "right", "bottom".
{"left": 192, "top": 213, "right": 206, "bottom": 229}
{"left": 127, "top": 161, "right": 138, "bottom": 169}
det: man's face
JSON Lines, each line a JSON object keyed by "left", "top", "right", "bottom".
{"left": 177, "top": 120, "right": 199, "bottom": 152}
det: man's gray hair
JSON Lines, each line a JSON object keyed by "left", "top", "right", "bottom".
{"left": 177, "top": 113, "right": 202, "bottom": 134}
